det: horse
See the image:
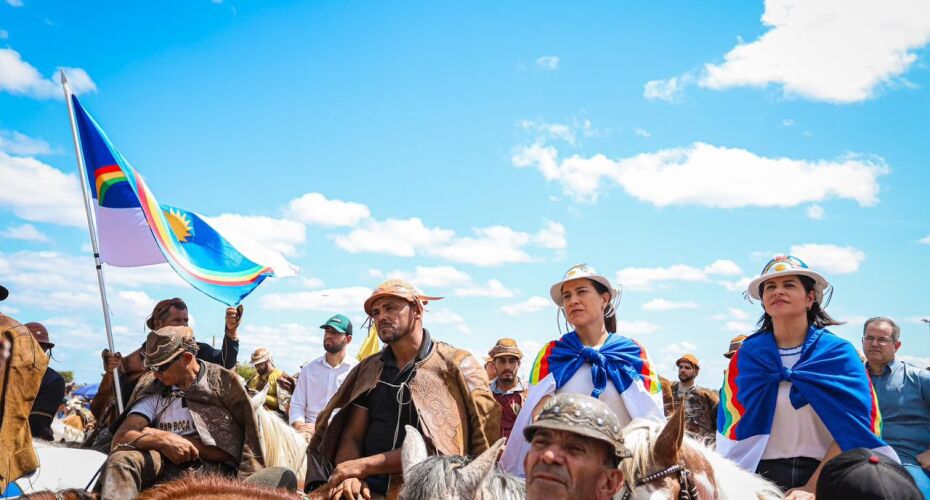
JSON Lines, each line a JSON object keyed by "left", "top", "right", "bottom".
{"left": 137, "top": 472, "right": 301, "bottom": 500}
{"left": 249, "top": 386, "right": 309, "bottom": 487}
{"left": 9, "top": 440, "right": 107, "bottom": 495}
{"left": 617, "top": 407, "right": 783, "bottom": 500}
{"left": 400, "top": 425, "right": 525, "bottom": 500}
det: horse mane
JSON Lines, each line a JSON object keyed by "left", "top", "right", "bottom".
{"left": 619, "top": 418, "right": 783, "bottom": 500}
{"left": 254, "top": 403, "right": 308, "bottom": 481}
{"left": 137, "top": 473, "right": 300, "bottom": 500}
{"left": 401, "top": 455, "right": 525, "bottom": 500}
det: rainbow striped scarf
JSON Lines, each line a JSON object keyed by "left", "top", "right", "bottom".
{"left": 530, "top": 331, "right": 662, "bottom": 398}
{"left": 717, "top": 327, "right": 894, "bottom": 471}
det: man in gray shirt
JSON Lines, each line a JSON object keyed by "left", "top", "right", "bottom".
{"left": 863, "top": 316, "right": 930, "bottom": 497}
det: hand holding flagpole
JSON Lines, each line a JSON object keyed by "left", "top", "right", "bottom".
{"left": 60, "top": 71, "right": 124, "bottom": 414}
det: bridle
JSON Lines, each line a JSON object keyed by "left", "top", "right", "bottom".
{"left": 620, "top": 463, "right": 699, "bottom": 500}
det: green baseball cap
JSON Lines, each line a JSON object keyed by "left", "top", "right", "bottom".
{"left": 320, "top": 314, "right": 353, "bottom": 335}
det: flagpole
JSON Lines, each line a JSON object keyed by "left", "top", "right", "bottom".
{"left": 60, "top": 71, "right": 124, "bottom": 414}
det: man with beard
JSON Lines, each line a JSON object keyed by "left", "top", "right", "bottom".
{"left": 524, "top": 393, "right": 627, "bottom": 500}
{"left": 488, "top": 338, "right": 528, "bottom": 439}
{"left": 306, "top": 279, "right": 500, "bottom": 499}
{"left": 664, "top": 354, "right": 718, "bottom": 441}
{"left": 289, "top": 314, "right": 356, "bottom": 438}
{"left": 246, "top": 348, "right": 286, "bottom": 415}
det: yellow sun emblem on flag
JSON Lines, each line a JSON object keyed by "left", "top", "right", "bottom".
{"left": 163, "top": 208, "right": 194, "bottom": 243}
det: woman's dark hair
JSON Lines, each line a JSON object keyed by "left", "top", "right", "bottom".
{"left": 754, "top": 275, "right": 841, "bottom": 334}
{"left": 589, "top": 279, "right": 617, "bottom": 333}
{"left": 146, "top": 297, "right": 188, "bottom": 330}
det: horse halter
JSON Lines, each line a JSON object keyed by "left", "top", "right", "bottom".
{"left": 620, "top": 463, "right": 699, "bottom": 500}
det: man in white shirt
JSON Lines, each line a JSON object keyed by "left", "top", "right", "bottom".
{"left": 289, "top": 314, "right": 357, "bottom": 438}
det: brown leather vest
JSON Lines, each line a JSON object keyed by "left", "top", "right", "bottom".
{"left": 0, "top": 314, "right": 48, "bottom": 490}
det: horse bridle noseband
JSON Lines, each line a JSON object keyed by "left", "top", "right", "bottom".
{"left": 620, "top": 463, "right": 699, "bottom": 500}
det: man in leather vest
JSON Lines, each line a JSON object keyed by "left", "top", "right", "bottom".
{"left": 96, "top": 326, "right": 263, "bottom": 499}
{"left": 307, "top": 279, "right": 501, "bottom": 500}
{"left": 0, "top": 284, "right": 49, "bottom": 494}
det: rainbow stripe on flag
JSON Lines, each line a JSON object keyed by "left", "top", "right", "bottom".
{"left": 718, "top": 351, "right": 745, "bottom": 440}
{"left": 633, "top": 339, "right": 662, "bottom": 395}
{"left": 72, "top": 95, "right": 296, "bottom": 305}
{"left": 529, "top": 340, "right": 556, "bottom": 385}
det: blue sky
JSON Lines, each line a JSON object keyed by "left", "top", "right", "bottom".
{"left": 1, "top": 0, "right": 929, "bottom": 388}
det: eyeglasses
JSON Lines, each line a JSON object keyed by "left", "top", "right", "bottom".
{"left": 861, "top": 336, "right": 893, "bottom": 346}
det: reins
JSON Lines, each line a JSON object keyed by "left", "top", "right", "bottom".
{"left": 620, "top": 463, "right": 699, "bottom": 500}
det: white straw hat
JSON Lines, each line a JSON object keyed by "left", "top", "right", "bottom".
{"left": 746, "top": 254, "right": 831, "bottom": 304}
{"left": 549, "top": 264, "right": 621, "bottom": 307}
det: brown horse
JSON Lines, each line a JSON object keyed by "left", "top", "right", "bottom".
{"left": 137, "top": 473, "right": 301, "bottom": 500}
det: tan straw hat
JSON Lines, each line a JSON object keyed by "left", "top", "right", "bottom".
{"left": 250, "top": 347, "right": 272, "bottom": 366}
{"left": 549, "top": 264, "right": 621, "bottom": 307}
{"left": 363, "top": 279, "right": 443, "bottom": 316}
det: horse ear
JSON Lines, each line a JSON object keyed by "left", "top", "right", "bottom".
{"left": 654, "top": 405, "right": 685, "bottom": 466}
{"left": 402, "top": 425, "right": 429, "bottom": 477}
{"left": 459, "top": 437, "right": 506, "bottom": 491}
{"left": 250, "top": 386, "right": 268, "bottom": 412}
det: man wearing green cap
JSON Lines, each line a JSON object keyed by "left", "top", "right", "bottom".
{"left": 289, "top": 313, "right": 356, "bottom": 438}
{"left": 97, "top": 326, "right": 263, "bottom": 499}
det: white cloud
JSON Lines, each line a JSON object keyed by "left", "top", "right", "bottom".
{"left": 286, "top": 192, "right": 371, "bottom": 227}
{"left": 725, "top": 321, "right": 755, "bottom": 333}
{"left": 807, "top": 204, "right": 825, "bottom": 220}
{"left": 0, "top": 30, "right": 8, "bottom": 40}
{"left": 919, "top": 235, "right": 930, "bottom": 244}
{"left": 334, "top": 218, "right": 564, "bottom": 267}
{"left": 657, "top": 341, "right": 699, "bottom": 369}
{"left": 699, "top": 0, "right": 930, "bottom": 103}
{"left": 300, "top": 276, "right": 324, "bottom": 289}
{"left": 643, "top": 75, "right": 691, "bottom": 102}
{"left": 789, "top": 243, "right": 866, "bottom": 274}
{"left": 427, "top": 307, "right": 471, "bottom": 333}
{"left": 385, "top": 265, "right": 472, "bottom": 288}
{"left": 781, "top": 119, "right": 796, "bottom": 127}
{"left": 513, "top": 141, "right": 888, "bottom": 207}
{"left": 0, "top": 130, "right": 53, "bottom": 156}
{"left": 259, "top": 286, "right": 371, "bottom": 313}
{"left": 718, "top": 277, "right": 752, "bottom": 293}
{"left": 0, "top": 48, "right": 96, "bottom": 99}
{"left": 334, "top": 218, "right": 454, "bottom": 257}
{"left": 618, "top": 320, "right": 660, "bottom": 335}
{"left": 535, "top": 56, "right": 560, "bottom": 71}
{"left": 500, "top": 296, "right": 552, "bottom": 316}
{"left": 703, "top": 259, "right": 742, "bottom": 276}
{"left": 5, "top": 0, "right": 22, "bottom": 7}
{"left": 616, "top": 260, "right": 739, "bottom": 292}
{"left": 0, "top": 223, "right": 49, "bottom": 242}
{"left": 727, "top": 308, "right": 750, "bottom": 320}
{"left": 642, "top": 299, "right": 698, "bottom": 311}
{"left": 454, "top": 279, "right": 518, "bottom": 298}
{"left": 517, "top": 118, "right": 599, "bottom": 147}
{"left": 239, "top": 323, "right": 327, "bottom": 373}
{"left": 205, "top": 213, "right": 306, "bottom": 257}
{"left": 0, "top": 151, "right": 85, "bottom": 226}
{"left": 634, "top": 128, "right": 652, "bottom": 138}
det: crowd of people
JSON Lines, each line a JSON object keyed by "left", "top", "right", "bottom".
{"left": 0, "top": 253, "right": 928, "bottom": 500}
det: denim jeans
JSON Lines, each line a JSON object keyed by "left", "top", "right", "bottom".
{"left": 756, "top": 457, "right": 821, "bottom": 492}
{"left": 902, "top": 464, "right": 930, "bottom": 499}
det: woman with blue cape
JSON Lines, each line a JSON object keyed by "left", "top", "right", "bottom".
{"left": 500, "top": 264, "right": 666, "bottom": 476}
{"left": 716, "top": 255, "right": 899, "bottom": 498}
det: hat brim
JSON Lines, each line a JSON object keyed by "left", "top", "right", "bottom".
{"left": 363, "top": 291, "right": 417, "bottom": 316}
{"left": 490, "top": 350, "right": 523, "bottom": 360}
{"left": 143, "top": 349, "right": 185, "bottom": 370}
{"left": 319, "top": 322, "right": 349, "bottom": 334}
{"left": 524, "top": 420, "right": 628, "bottom": 459}
{"left": 747, "top": 269, "right": 829, "bottom": 303}
{"left": 249, "top": 355, "right": 272, "bottom": 366}
{"left": 550, "top": 275, "right": 619, "bottom": 307}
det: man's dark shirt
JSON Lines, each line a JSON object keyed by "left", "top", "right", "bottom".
{"left": 355, "top": 329, "right": 434, "bottom": 494}
{"left": 30, "top": 366, "right": 65, "bottom": 440}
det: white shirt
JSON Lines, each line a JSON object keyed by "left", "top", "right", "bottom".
{"left": 131, "top": 390, "right": 197, "bottom": 436}
{"left": 558, "top": 366, "right": 633, "bottom": 427}
{"left": 289, "top": 354, "right": 356, "bottom": 425}
{"left": 761, "top": 345, "right": 833, "bottom": 460}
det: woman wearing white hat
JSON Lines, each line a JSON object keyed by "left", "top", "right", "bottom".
{"left": 499, "top": 264, "right": 666, "bottom": 476}
{"left": 716, "top": 255, "right": 898, "bottom": 497}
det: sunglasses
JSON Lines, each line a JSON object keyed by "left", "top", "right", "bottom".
{"left": 149, "top": 354, "right": 182, "bottom": 373}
